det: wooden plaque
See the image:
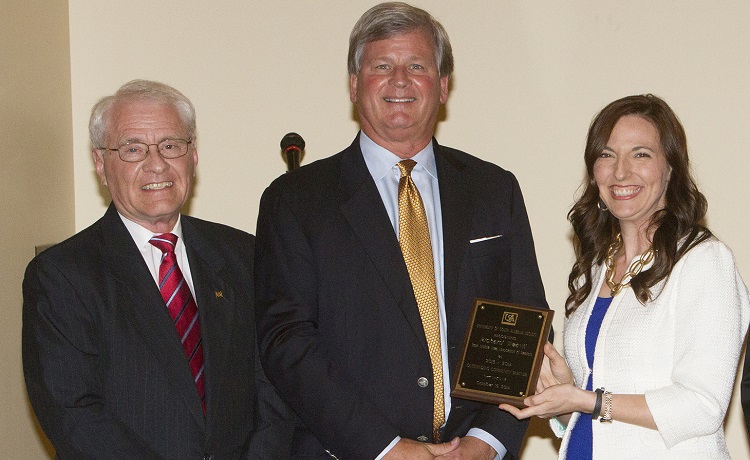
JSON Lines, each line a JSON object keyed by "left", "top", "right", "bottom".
{"left": 451, "top": 299, "right": 553, "bottom": 407}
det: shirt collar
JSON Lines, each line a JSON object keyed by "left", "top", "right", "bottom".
{"left": 118, "top": 212, "right": 184, "bottom": 249}
{"left": 359, "top": 131, "right": 438, "bottom": 181}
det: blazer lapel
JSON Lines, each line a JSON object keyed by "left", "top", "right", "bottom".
{"left": 181, "top": 217, "right": 235, "bottom": 442}
{"left": 338, "top": 139, "right": 430, "bottom": 355}
{"left": 101, "top": 205, "right": 206, "bottom": 430}
{"left": 433, "top": 144, "right": 472, "bottom": 363}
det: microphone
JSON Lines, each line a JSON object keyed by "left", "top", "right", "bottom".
{"left": 280, "top": 132, "right": 305, "bottom": 171}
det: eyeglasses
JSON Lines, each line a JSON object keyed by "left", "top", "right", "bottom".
{"left": 99, "top": 138, "right": 192, "bottom": 163}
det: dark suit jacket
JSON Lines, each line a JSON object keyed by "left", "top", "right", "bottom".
{"left": 23, "top": 204, "right": 292, "bottom": 459}
{"left": 255, "top": 137, "right": 548, "bottom": 459}
{"left": 741, "top": 343, "right": 750, "bottom": 435}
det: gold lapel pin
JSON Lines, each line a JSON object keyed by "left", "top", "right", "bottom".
{"left": 215, "top": 290, "right": 223, "bottom": 299}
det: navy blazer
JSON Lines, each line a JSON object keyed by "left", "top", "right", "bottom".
{"left": 741, "top": 341, "right": 750, "bottom": 435}
{"left": 255, "top": 137, "right": 548, "bottom": 459}
{"left": 23, "top": 204, "right": 292, "bottom": 459}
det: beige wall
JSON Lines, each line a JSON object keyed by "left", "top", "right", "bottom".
{"left": 6, "top": 1, "right": 749, "bottom": 458}
{"left": 1, "top": 0, "right": 74, "bottom": 457}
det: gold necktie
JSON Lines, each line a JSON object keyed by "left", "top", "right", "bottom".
{"left": 397, "top": 159, "right": 444, "bottom": 441}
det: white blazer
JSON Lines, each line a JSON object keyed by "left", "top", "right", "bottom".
{"left": 559, "top": 237, "right": 750, "bottom": 459}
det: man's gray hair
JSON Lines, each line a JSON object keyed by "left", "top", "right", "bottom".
{"left": 347, "top": 2, "right": 454, "bottom": 78}
{"left": 89, "top": 79, "right": 196, "bottom": 148}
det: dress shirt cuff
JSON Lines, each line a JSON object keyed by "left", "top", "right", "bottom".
{"left": 375, "top": 436, "right": 401, "bottom": 460}
{"left": 549, "top": 416, "right": 567, "bottom": 438}
{"left": 466, "top": 428, "right": 505, "bottom": 460}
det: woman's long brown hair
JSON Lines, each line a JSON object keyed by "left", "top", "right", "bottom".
{"left": 566, "top": 94, "right": 711, "bottom": 315}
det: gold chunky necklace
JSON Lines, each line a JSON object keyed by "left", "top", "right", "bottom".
{"left": 604, "top": 233, "right": 654, "bottom": 296}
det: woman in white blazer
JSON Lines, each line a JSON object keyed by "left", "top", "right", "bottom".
{"left": 501, "top": 94, "right": 750, "bottom": 459}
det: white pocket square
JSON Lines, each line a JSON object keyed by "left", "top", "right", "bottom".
{"left": 469, "top": 234, "right": 503, "bottom": 244}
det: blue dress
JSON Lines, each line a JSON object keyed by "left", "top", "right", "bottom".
{"left": 565, "top": 296, "right": 613, "bottom": 459}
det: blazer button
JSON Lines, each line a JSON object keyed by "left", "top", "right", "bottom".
{"left": 417, "top": 435, "right": 429, "bottom": 442}
{"left": 417, "top": 377, "right": 429, "bottom": 388}
{"left": 203, "top": 455, "right": 214, "bottom": 460}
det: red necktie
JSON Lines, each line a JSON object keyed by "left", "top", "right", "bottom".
{"left": 149, "top": 233, "right": 206, "bottom": 413}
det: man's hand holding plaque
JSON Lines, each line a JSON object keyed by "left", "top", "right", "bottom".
{"left": 451, "top": 299, "right": 554, "bottom": 407}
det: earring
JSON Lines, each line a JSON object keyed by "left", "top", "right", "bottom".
{"left": 597, "top": 199, "right": 608, "bottom": 212}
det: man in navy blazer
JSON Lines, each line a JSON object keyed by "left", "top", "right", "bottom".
{"left": 255, "top": 3, "right": 548, "bottom": 459}
{"left": 23, "top": 80, "right": 292, "bottom": 459}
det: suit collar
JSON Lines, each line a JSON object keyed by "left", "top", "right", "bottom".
{"left": 100, "top": 204, "right": 228, "bottom": 431}
{"left": 433, "top": 144, "right": 472, "bottom": 353}
{"left": 338, "top": 138, "right": 431, "bottom": 355}
{"left": 338, "top": 138, "right": 474, "bottom": 359}
{"left": 177, "top": 216, "right": 240, "bottom": 440}
{"left": 101, "top": 205, "right": 207, "bottom": 428}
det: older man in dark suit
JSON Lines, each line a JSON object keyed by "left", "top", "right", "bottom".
{"left": 254, "top": 3, "right": 548, "bottom": 459}
{"left": 23, "top": 80, "right": 291, "bottom": 459}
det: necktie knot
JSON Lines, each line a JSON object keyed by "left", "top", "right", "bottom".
{"left": 150, "top": 233, "right": 178, "bottom": 254}
{"left": 397, "top": 159, "right": 417, "bottom": 178}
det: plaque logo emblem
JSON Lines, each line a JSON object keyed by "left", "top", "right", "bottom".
{"left": 501, "top": 311, "right": 518, "bottom": 326}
